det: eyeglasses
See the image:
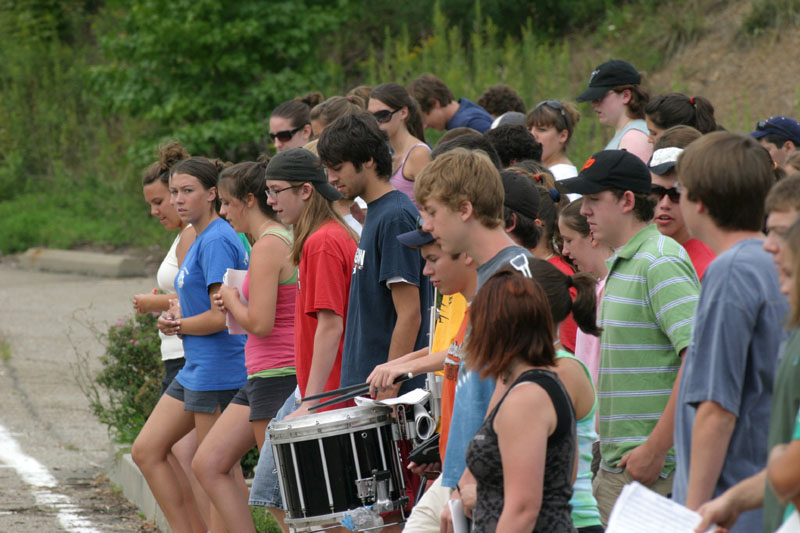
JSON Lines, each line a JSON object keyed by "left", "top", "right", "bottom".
{"left": 650, "top": 185, "right": 681, "bottom": 203}
{"left": 372, "top": 108, "right": 401, "bottom": 124}
{"left": 757, "top": 120, "right": 798, "bottom": 142}
{"left": 269, "top": 125, "right": 306, "bottom": 143}
{"left": 535, "top": 100, "right": 570, "bottom": 128}
{"left": 266, "top": 184, "right": 302, "bottom": 199}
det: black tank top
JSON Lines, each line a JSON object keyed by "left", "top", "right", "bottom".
{"left": 465, "top": 368, "right": 577, "bottom": 532}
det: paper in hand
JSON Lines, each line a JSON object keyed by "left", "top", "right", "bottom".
{"left": 607, "top": 482, "right": 713, "bottom": 533}
{"left": 223, "top": 268, "right": 248, "bottom": 335}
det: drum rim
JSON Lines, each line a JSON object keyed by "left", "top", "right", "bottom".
{"left": 269, "top": 404, "right": 393, "bottom": 440}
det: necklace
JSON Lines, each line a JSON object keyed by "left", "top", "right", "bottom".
{"left": 502, "top": 359, "right": 524, "bottom": 385}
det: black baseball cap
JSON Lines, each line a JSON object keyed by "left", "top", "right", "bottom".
{"left": 561, "top": 150, "right": 651, "bottom": 194}
{"left": 501, "top": 170, "right": 540, "bottom": 220}
{"left": 265, "top": 147, "right": 342, "bottom": 201}
{"left": 576, "top": 60, "right": 641, "bottom": 103}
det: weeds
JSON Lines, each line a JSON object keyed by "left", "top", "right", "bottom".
{"left": 739, "top": 0, "right": 800, "bottom": 40}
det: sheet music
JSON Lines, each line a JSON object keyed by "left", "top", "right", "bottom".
{"left": 353, "top": 388, "right": 430, "bottom": 407}
{"left": 607, "top": 482, "right": 712, "bottom": 533}
{"left": 222, "top": 268, "right": 248, "bottom": 335}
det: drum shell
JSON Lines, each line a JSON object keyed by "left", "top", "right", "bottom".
{"left": 270, "top": 405, "right": 403, "bottom": 522}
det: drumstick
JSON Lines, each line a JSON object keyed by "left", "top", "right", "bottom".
{"left": 301, "top": 381, "right": 370, "bottom": 402}
{"left": 308, "top": 373, "right": 413, "bottom": 411}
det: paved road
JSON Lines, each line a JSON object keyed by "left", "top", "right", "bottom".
{"left": 0, "top": 261, "right": 158, "bottom": 532}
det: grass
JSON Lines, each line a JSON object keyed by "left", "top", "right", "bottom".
{"left": 739, "top": 0, "right": 800, "bottom": 40}
{"left": 252, "top": 507, "right": 282, "bottom": 533}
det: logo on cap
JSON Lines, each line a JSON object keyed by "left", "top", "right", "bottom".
{"left": 582, "top": 157, "right": 596, "bottom": 171}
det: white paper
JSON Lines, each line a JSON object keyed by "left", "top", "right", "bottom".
{"left": 777, "top": 510, "right": 800, "bottom": 533}
{"left": 607, "top": 482, "right": 712, "bottom": 533}
{"left": 222, "top": 268, "right": 248, "bottom": 335}
{"left": 353, "top": 388, "right": 430, "bottom": 407}
{"left": 447, "top": 498, "right": 470, "bottom": 533}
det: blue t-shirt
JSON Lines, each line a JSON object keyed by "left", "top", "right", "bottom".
{"left": 446, "top": 98, "right": 494, "bottom": 133}
{"left": 441, "top": 245, "right": 535, "bottom": 488}
{"left": 673, "top": 239, "right": 788, "bottom": 532}
{"left": 340, "top": 190, "right": 432, "bottom": 394}
{"left": 175, "top": 218, "right": 249, "bottom": 391}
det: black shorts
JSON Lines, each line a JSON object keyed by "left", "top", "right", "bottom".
{"left": 161, "top": 358, "right": 186, "bottom": 396}
{"left": 164, "top": 379, "right": 239, "bottom": 414}
{"left": 230, "top": 374, "right": 298, "bottom": 421}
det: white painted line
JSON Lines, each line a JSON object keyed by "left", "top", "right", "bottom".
{"left": 0, "top": 423, "right": 102, "bottom": 533}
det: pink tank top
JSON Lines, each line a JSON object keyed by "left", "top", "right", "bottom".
{"left": 390, "top": 143, "right": 429, "bottom": 209}
{"left": 241, "top": 229, "right": 297, "bottom": 375}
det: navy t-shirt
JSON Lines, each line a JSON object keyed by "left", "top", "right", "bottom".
{"left": 340, "top": 190, "right": 432, "bottom": 393}
{"left": 175, "top": 218, "right": 248, "bottom": 391}
{"left": 446, "top": 98, "right": 494, "bottom": 133}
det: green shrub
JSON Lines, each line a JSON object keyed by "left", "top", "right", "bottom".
{"left": 739, "top": 0, "right": 800, "bottom": 39}
{"left": 86, "top": 312, "right": 163, "bottom": 444}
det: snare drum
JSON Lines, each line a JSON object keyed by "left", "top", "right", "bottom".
{"left": 270, "top": 405, "right": 407, "bottom": 529}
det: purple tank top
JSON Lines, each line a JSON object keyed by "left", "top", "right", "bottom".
{"left": 390, "top": 143, "right": 429, "bottom": 210}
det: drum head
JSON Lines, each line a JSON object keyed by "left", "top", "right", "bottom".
{"left": 270, "top": 404, "right": 393, "bottom": 443}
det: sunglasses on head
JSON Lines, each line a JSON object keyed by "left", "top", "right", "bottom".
{"left": 372, "top": 108, "right": 401, "bottom": 124}
{"left": 757, "top": 120, "right": 798, "bottom": 142}
{"left": 650, "top": 185, "right": 681, "bottom": 203}
{"left": 269, "top": 125, "right": 306, "bottom": 143}
{"left": 535, "top": 100, "right": 570, "bottom": 127}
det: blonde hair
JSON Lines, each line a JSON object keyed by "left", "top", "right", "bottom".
{"left": 414, "top": 148, "right": 504, "bottom": 229}
{"left": 288, "top": 183, "right": 358, "bottom": 265}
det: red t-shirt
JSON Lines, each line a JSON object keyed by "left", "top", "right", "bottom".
{"left": 295, "top": 220, "right": 358, "bottom": 405}
{"left": 682, "top": 238, "right": 716, "bottom": 281}
{"left": 548, "top": 255, "right": 578, "bottom": 353}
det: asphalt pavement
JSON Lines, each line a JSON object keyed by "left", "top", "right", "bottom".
{"left": 0, "top": 260, "right": 158, "bottom": 532}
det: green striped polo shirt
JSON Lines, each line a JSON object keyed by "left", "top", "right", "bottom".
{"left": 598, "top": 224, "right": 700, "bottom": 476}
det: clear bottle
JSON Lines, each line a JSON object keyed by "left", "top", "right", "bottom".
{"left": 343, "top": 506, "right": 384, "bottom": 531}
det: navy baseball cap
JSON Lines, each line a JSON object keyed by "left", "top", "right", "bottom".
{"left": 750, "top": 116, "right": 800, "bottom": 146}
{"left": 577, "top": 60, "right": 641, "bottom": 103}
{"left": 561, "top": 150, "right": 651, "bottom": 194}
{"left": 501, "top": 170, "right": 540, "bottom": 220}
{"left": 397, "top": 217, "right": 435, "bottom": 248}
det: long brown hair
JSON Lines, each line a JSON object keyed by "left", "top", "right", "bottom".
{"left": 287, "top": 183, "right": 358, "bottom": 265}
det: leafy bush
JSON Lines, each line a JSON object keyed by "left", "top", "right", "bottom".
{"left": 739, "top": 0, "right": 800, "bottom": 39}
{"left": 85, "top": 312, "right": 163, "bottom": 444}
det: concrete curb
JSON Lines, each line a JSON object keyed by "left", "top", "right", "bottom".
{"left": 107, "top": 448, "right": 171, "bottom": 533}
{"left": 20, "top": 248, "right": 146, "bottom": 278}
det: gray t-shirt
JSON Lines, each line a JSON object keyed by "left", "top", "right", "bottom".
{"left": 672, "top": 239, "right": 788, "bottom": 533}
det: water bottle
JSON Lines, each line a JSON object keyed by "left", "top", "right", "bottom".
{"left": 341, "top": 506, "right": 384, "bottom": 531}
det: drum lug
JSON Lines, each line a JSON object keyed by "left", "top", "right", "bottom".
{"left": 355, "top": 476, "right": 375, "bottom": 501}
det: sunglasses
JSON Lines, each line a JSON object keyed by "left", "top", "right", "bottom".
{"left": 269, "top": 125, "right": 306, "bottom": 143}
{"left": 415, "top": 215, "right": 425, "bottom": 231}
{"left": 535, "top": 100, "right": 570, "bottom": 127}
{"left": 372, "top": 108, "right": 401, "bottom": 124}
{"left": 650, "top": 185, "right": 681, "bottom": 203}
{"left": 757, "top": 120, "right": 798, "bottom": 142}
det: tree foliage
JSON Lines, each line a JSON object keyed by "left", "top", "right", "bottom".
{"left": 92, "top": 0, "right": 347, "bottom": 160}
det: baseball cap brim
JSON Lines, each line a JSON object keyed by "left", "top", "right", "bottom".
{"left": 649, "top": 161, "right": 676, "bottom": 175}
{"left": 560, "top": 175, "right": 608, "bottom": 194}
{"left": 577, "top": 86, "right": 611, "bottom": 103}
{"left": 397, "top": 229, "right": 435, "bottom": 248}
{"left": 314, "top": 181, "right": 342, "bottom": 202}
{"left": 749, "top": 129, "right": 769, "bottom": 140}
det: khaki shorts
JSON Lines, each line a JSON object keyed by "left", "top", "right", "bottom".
{"left": 403, "top": 475, "right": 452, "bottom": 533}
{"left": 592, "top": 467, "right": 674, "bottom": 528}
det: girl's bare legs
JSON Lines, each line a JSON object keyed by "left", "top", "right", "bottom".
{"left": 170, "top": 430, "right": 210, "bottom": 531}
{"left": 193, "top": 403, "right": 259, "bottom": 533}
{"left": 131, "top": 395, "right": 196, "bottom": 533}
{"left": 193, "top": 408, "right": 234, "bottom": 533}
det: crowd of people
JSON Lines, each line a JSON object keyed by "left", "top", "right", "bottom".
{"left": 127, "top": 58, "right": 800, "bottom": 533}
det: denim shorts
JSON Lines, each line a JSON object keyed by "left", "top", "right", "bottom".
{"left": 249, "top": 388, "right": 300, "bottom": 508}
{"left": 230, "top": 374, "right": 297, "bottom": 421}
{"left": 160, "top": 358, "right": 186, "bottom": 396}
{"left": 164, "top": 379, "right": 239, "bottom": 414}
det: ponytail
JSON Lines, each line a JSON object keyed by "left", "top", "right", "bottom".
{"left": 529, "top": 259, "right": 601, "bottom": 337}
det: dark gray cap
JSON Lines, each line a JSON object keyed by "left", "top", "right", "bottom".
{"left": 265, "top": 147, "right": 341, "bottom": 201}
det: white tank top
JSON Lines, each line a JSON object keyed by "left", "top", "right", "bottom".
{"left": 156, "top": 229, "right": 188, "bottom": 361}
